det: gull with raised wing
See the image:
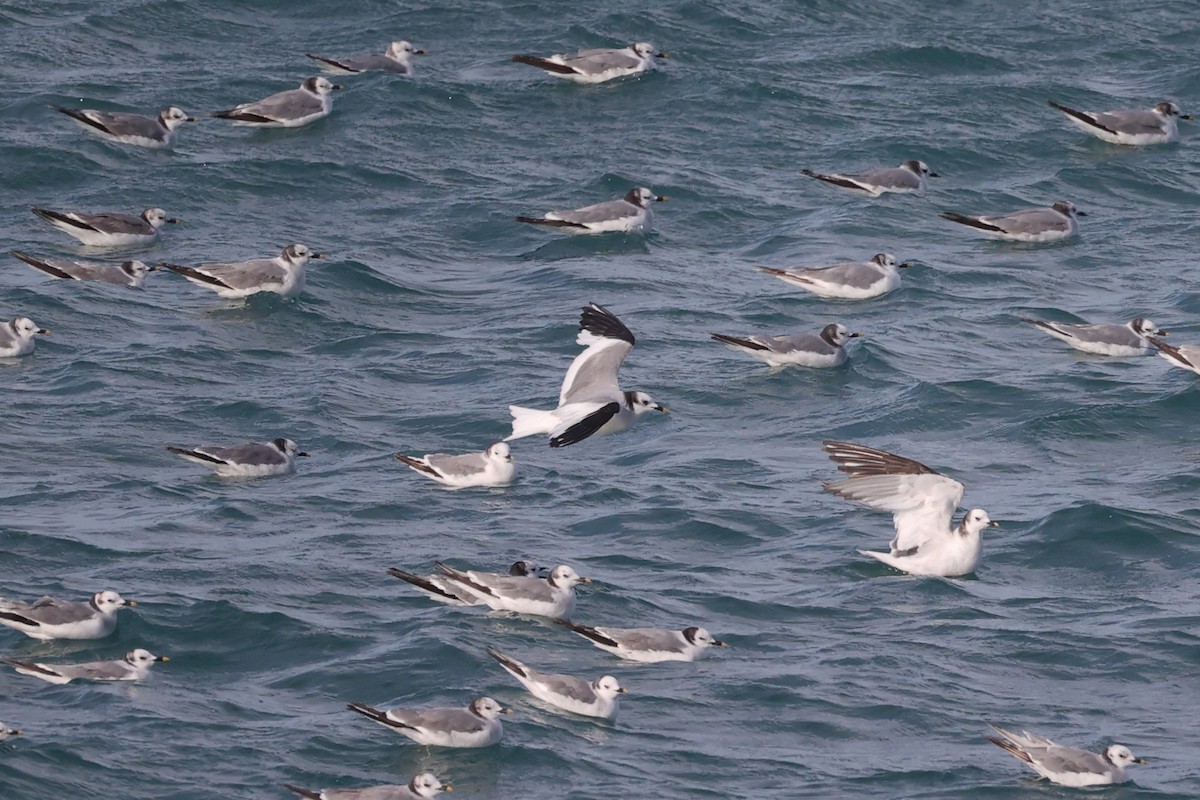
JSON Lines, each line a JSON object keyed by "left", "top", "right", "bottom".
{"left": 161, "top": 244, "right": 322, "bottom": 299}
{"left": 507, "top": 303, "right": 668, "bottom": 447}
{"left": 516, "top": 187, "right": 665, "bottom": 234}
{"left": 940, "top": 202, "right": 1085, "bottom": 242}
{"left": 512, "top": 43, "right": 667, "bottom": 84}
{"left": 820, "top": 440, "right": 998, "bottom": 577}
{"left": 284, "top": 773, "right": 450, "bottom": 800}
{"left": 1049, "top": 99, "right": 1190, "bottom": 145}
{"left": 388, "top": 560, "right": 543, "bottom": 606}
{"left": 0, "top": 590, "right": 134, "bottom": 640}
{"left": 11, "top": 251, "right": 155, "bottom": 288}
{"left": 214, "top": 77, "right": 342, "bottom": 127}
{"left": 758, "top": 253, "right": 909, "bottom": 300}
{"left": 1021, "top": 317, "right": 1164, "bottom": 356}
{"left": 347, "top": 697, "right": 509, "bottom": 748}
{"left": 167, "top": 437, "right": 309, "bottom": 477}
{"left": 988, "top": 724, "right": 1145, "bottom": 787}
{"left": 488, "top": 647, "right": 624, "bottom": 719}
{"left": 1149, "top": 337, "right": 1200, "bottom": 375}
{"left": 557, "top": 620, "right": 726, "bottom": 663}
{"left": 801, "top": 160, "right": 937, "bottom": 196}
{"left": 395, "top": 442, "right": 514, "bottom": 488}
{"left": 0, "top": 317, "right": 49, "bottom": 358}
{"left": 54, "top": 105, "right": 196, "bottom": 148}
{"left": 307, "top": 40, "right": 427, "bottom": 75}
{"left": 3, "top": 649, "right": 168, "bottom": 685}
{"left": 431, "top": 563, "right": 587, "bottom": 619}
{"left": 31, "top": 206, "right": 178, "bottom": 247}
{"left": 711, "top": 323, "right": 860, "bottom": 370}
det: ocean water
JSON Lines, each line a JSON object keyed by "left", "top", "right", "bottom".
{"left": 1, "top": 0, "right": 1199, "bottom": 797}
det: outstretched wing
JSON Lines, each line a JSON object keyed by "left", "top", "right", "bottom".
{"left": 820, "top": 441, "right": 964, "bottom": 553}
{"left": 559, "top": 303, "right": 635, "bottom": 405}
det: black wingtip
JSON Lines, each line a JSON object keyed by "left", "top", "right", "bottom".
{"left": 579, "top": 303, "right": 635, "bottom": 345}
{"left": 549, "top": 402, "right": 620, "bottom": 448}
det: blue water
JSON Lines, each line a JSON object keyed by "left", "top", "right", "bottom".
{"left": 2, "top": 0, "right": 1199, "bottom": 797}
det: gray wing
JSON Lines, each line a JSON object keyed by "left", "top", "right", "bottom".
{"left": 338, "top": 54, "right": 409, "bottom": 73}
{"left": 605, "top": 627, "right": 685, "bottom": 652}
{"left": 320, "top": 787, "right": 414, "bottom": 800}
{"left": 560, "top": 48, "right": 639, "bottom": 74}
{"left": 59, "top": 659, "right": 132, "bottom": 680}
{"left": 550, "top": 199, "right": 638, "bottom": 225}
{"left": 423, "top": 452, "right": 489, "bottom": 477}
{"left": 474, "top": 574, "right": 554, "bottom": 602}
{"left": 197, "top": 443, "right": 286, "bottom": 466}
{"left": 1031, "top": 744, "right": 1113, "bottom": 776}
{"left": 81, "top": 111, "right": 165, "bottom": 140}
{"left": 18, "top": 597, "right": 93, "bottom": 625}
{"left": 0, "top": 327, "right": 14, "bottom": 348}
{"left": 799, "top": 261, "right": 883, "bottom": 289}
{"left": 193, "top": 258, "right": 287, "bottom": 290}
{"left": 848, "top": 167, "right": 920, "bottom": 190}
{"left": 1095, "top": 109, "right": 1166, "bottom": 134}
{"left": 986, "top": 208, "right": 1069, "bottom": 235}
{"left": 559, "top": 340, "right": 631, "bottom": 405}
{"left": 78, "top": 213, "right": 154, "bottom": 235}
{"left": 1053, "top": 323, "right": 1139, "bottom": 347}
{"left": 755, "top": 333, "right": 834, "bottom": 355}
{"left": 233, "top": 89, "right": 322, "bottom": 121}
{"left": 31, "top": 258, "right": 130, "bottom": 284}
{"left": 396, "top": 707, "right": 486, "bottom": 733}
{"left": 530, "top": 669, "right": 597, "bottom": 703}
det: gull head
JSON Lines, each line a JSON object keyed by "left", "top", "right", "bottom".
{"left": 272, "top": 438, "right": 310, "bottom": 458}
{"left": 11, "top": 317, "right": 49, "bottom": 339}
{"left": 509, "top": 559, "right": 542, "bottom": 576}
{"left": 122, "top": 261, "right": 155, "bottom": 281}
{"left": 870, "top": 252, "right": 910, "bottom": 271}
{"left": 821, "top": 323, "right": 861, "bottom": 347}
{"left": 304, "top": 76, "right": 343, "bottom": 95}
{"left": 410, "top": 773, "right": 448, "bottom": 797}
{"left": 624, "top": 187, "right": 666, "bottom": 207}
{"left": 627, "top": 390, "right": 669, "bottom": 415}
{"left": 142, "top": 208, "right": 178, "bottom": 229}
{"left": 592, "top": 675, "right": 625, "bottom": 699}
{"left": 547, "top": 565, "right": 590, "bottom": 588}
{"left": 93, "top": 591, "right": 134, "bottom": 613}
{"left": 159, "top": 107, "right": 198, "bottom": 128}
{"left": 902, "top": 159, "right": 938, "bottom": 178}
{"left": 388, "top": 40, "right": 427, "bottom": 59}
{"left": 1105, "top": 744, "right": 1145, "bottom": 768}
{"left": 126, "top": 649, "right": 168, "bottom": 667}
{"left": 683, "top": 626, "right": 727, "bottom": 649}
{"left": 631, "top": 42, "right": 667, "bottom": 59}
{"left": 959, "top": 508, "right": 997, "bottom": 536}
{"left": 1051, "top": 201, "right": 1085, "bottom": 219}
{"left": 1155, "top": 101, "right": 1188, "bottom": 119}
{"left": 281, "top": 244, "right": 322, "bottom": 266}
{"left": 470, "top": 697, "right": 510, "bottom": 719}
{"left": 1130, "top": 318, "right": 1165, "bottom": 338}
{"left": 486, "top": 442, "right": 514, "bottom": 463}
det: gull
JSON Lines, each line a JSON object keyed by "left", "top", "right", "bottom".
{"left": 516, "top": 187, "right": 665, "bottom": 234}
{"left": 11, "top": 250, "right": 155, "bottom": 288}
{"left": 488, "top": 647, "right": 624, "bottom": 720}
{"left": 988, "top": 724, "right": 1145, "bottom": 787}
{"left": 160, "top": 244, "right": 323, "bottom": 299}
{"left": 347, "top": 697, "right": 509, "bottom": 748}
{"left": 1021, "top": 317, "right": 1164, "bottom": 356}
{"left": 758, "top": 253, "right": 909, "bottom": 300}
{"left": 284, "top": 773, "right": 449, "bottom": 800}
{"left": 557, "top": 620, "right": 726, "bottom": 662}
{"left": 940, "top": 202, "right": 1085, "bottom": 242}
{"left": 1149, "top": 336, "right": 1200, "bottom": 375}
{"left": 167, "top": 437, "right": 309, "bottom": 477}
{"left": 0, "top": 722, "right": 21, "bottom": 741}
{"left": 507, "top": 303, "right": 668, "bottom": 447}
{"left": 31, "top": 206, "right": 179, "bottom": 247}
{"left": 711, "top": 323, "right": 860, "bottom": 369}
{"left": 3, "top": 648, "right": 168, "bottom": 685}
{"left": 0, "top": 317, "right": 49, "bottom": 358}
{"left": 1049, "top": 99, "right": 1190, "bottom": 145}
{"left": 306, "top": 40, "right": 427, "bottom": 75}
{"left": 53, "top": 105, "right": 196, "bottom": 148}
{"left": 801, "top": 160, "right": 937, "bottom": 196}
{"left": 395, "top": 442, "right": 514, "bottom": 488}
{"left": 430, "top": 563, "right": 588, "bottom": 619}
{"left": 0, "top": 590, "right": 134, "bottom": 640}
{"left": 388, "top": 560, "right": 544, "bottom": 606}
{"left": 512, "top": 43, "right": 667, "bottom": 84}
{"left": 214, "top": 77, "right": 342, "bottom": 127}
{"left": 820, "top": 440, "right": 998, "bottom": 577}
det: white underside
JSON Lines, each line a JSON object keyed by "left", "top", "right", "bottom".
{"left": 859, "top": 532, "right": 982, "bottom": 577}
{"left": 408, "top": 459, "right": 515, "bottom": 489}
{"left": 729, "top": 344, "right": 846, "bottom": 368}
{"left": 1064, "top": 115, "right": 1174, "bottom": 145}
{"left": 776, "top": 272, "right": 898, "bottom": 299}
{"left": 0, "top": 339, "right": 36, "bottom": 358}
{"left": 1039, "top": 329, "right": 1147, "bottom": 356}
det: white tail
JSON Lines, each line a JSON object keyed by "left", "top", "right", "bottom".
{"left": 506, "top": 405, "right": 558, "bottom": 441}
